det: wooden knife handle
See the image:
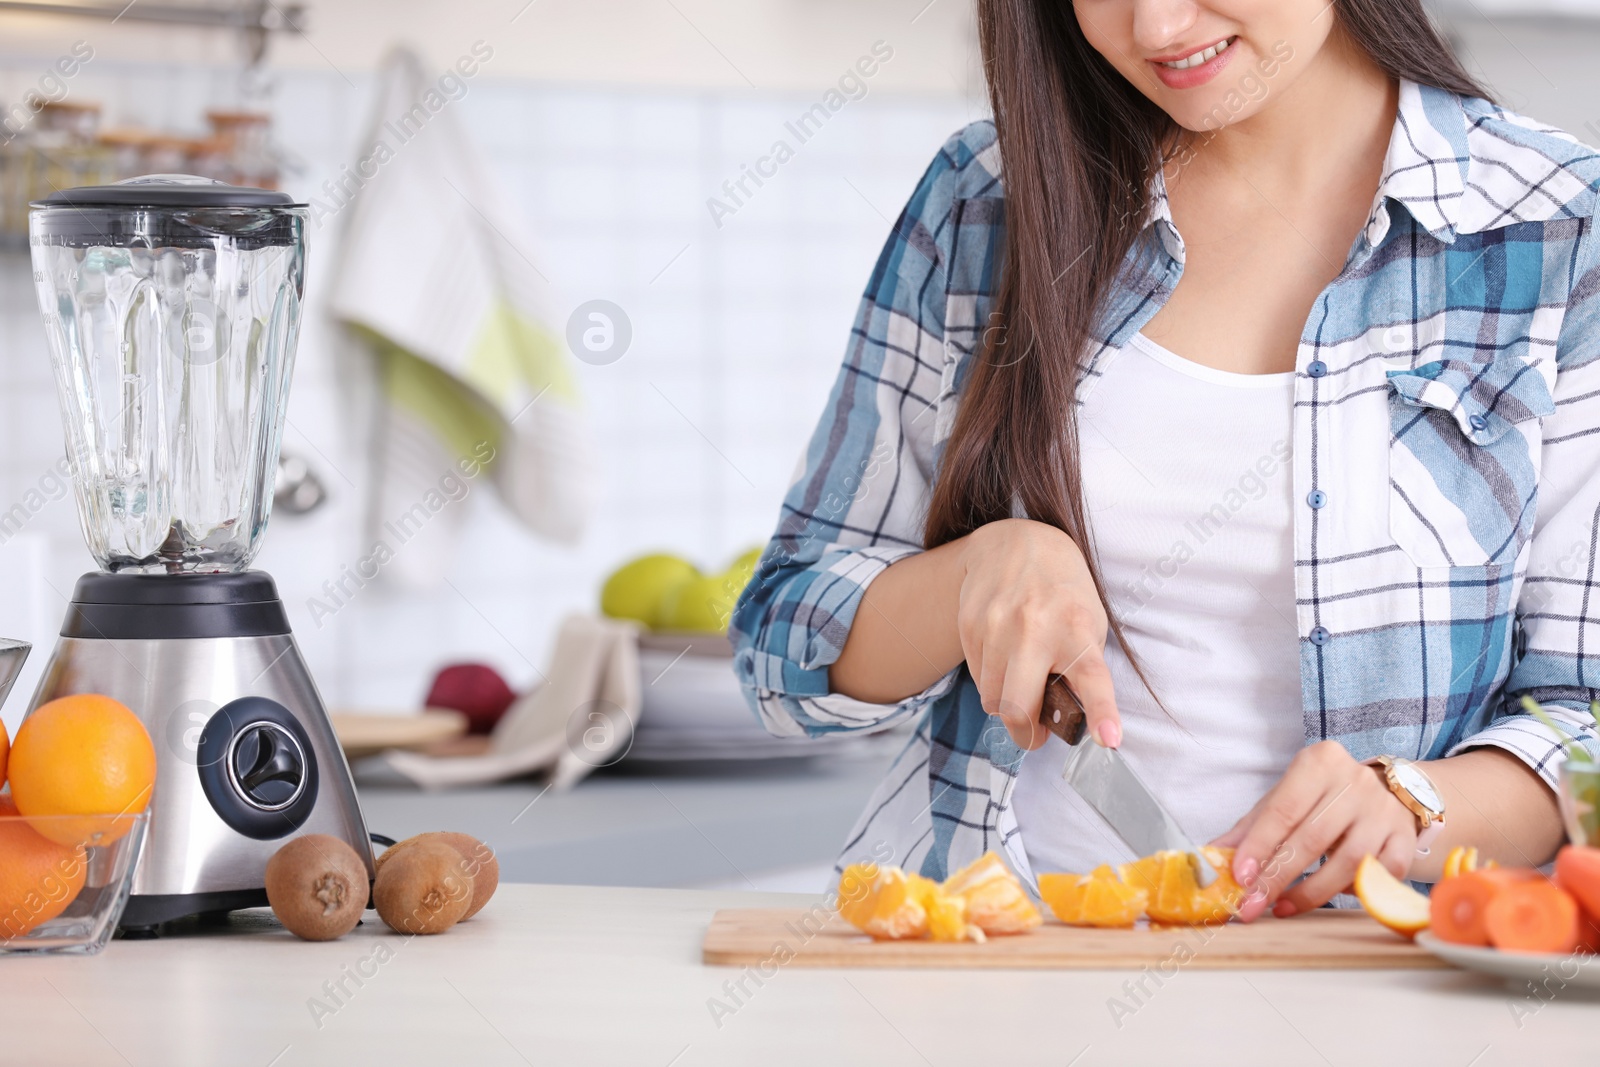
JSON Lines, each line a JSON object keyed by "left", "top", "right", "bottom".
{"left": 1040, "top": 673, "right": 1087, "bottom": 746}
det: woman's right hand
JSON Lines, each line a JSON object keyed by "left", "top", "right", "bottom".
{"left": 957, "top": 518, "right": 1123, "bottom": 752}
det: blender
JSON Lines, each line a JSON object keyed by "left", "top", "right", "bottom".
{"left": 11, "top": 175, "right": 372, "bottom": 934}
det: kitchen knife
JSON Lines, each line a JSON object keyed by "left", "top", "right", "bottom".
{"left": 1039, "top": 674, "right": 1218, "bottom": 887}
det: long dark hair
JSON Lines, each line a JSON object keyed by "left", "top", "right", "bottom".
{"left": 926, "top": 1, "right": 1490, "bottom": 675}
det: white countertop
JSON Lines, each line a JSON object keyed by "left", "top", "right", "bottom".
{"left": 0, "top": 883, "right": 1591, "bottom": 1067}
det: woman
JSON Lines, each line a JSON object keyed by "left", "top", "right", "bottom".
{"left": 732, "top": 0, "right": 1600, "bottom": 920}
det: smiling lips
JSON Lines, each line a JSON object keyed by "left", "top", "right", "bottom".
{"left": 1150, "top": 35, "right": 1237, "bottom": 89}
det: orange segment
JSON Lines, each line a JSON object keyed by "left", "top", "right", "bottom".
{"left": 836, "top": 864, "right": 929, "bottom": 940}
{"left": 941, "top": 851, "right": 1042, "bottom": 935}
{"left": 1039, "top": 864, "right": 1148, "bottom": 928}
{"left": 916, "top": 880, "right": 984, "bottom": 943}
{"left": 8, "top": 694, "right": 155, "bottom": 845}
{"left": 1119, "top": 846, "right": 1244, "bottom": 925}
{"left": 1353, "top": 854, "right": 1430, "bottom": 939}
{"left": 837, "top": 862, "right": 988, "bottom": 941}
{"left": 1442, "top": 846, "right": 1487, "bottom": 879}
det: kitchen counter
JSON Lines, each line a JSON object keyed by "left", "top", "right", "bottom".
{"left": 1, "top": 884, "right": 1591, "bottom": 1067}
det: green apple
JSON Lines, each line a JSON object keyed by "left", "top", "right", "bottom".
{"left": 726, "top": 546, "right": 763, "bottom": 591}
{"left": 600, "top": 553, "right": 698, "bottom": 627}
{"left": 658, "top": 571, "right": 745, "bottom": 634}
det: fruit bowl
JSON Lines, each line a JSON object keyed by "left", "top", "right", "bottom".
{"left": 0, "top": 812, "right": 148, "bottom": 955}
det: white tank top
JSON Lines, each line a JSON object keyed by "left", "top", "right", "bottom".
{"left": 1010, "top": 332, "right": 1303, "bottom": 876}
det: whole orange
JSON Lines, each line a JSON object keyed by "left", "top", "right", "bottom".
{"left": 0, "top": 718, "right": 9, "bottom": 786}
{"left": 0, "top": 796, "right": 87, "bottom": 938}
{"left": 9, "top": 694, "right": 155, "bottom": 845}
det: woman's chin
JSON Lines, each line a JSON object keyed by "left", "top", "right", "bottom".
{"left": 1162, "top": 97, "right": 1272, "bottom": 138}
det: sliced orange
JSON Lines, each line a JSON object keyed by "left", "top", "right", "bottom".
{"left": 1441, "top": 846, "right": 1492, "bottom": 879}
{"left": 1119, "top": 846, "right": 1244, "bottom": 925}
{"left": 836, "top": 862, "right": 984, "bottom": 941}
{"left": 1039, "top": 864, "right": 1149, "bottom": 928}
{"left": 837, "top": 864, "right": 929, "bottom": 939}
{"left": 917, "top": 880, "right": 984, "bottom": 943}
{"left": 1353, "top": 854, "right": 1430, "bottom": 939}
{"left": 941, "top": 852, "right": 1042, "bottom": 935}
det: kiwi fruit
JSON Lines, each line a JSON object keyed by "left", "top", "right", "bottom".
{"left": 373, "top": 840, "right": 473, "bottom": 934}
{"left": 264, "top": 834, "right": 370, "bottom": 941}
{"left": 376, "top": 831, "right": 499, "bottom": 920}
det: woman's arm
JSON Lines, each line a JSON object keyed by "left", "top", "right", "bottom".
{"left": 831, "top": 519, "right": 1126, "bottom": 750}
{"left": 826, "top": 539, "right": 966, "bottom": 704}
{"left": 731, "top": 125, "right": 990, "bottom": 736}
{"left": 1421, "top": 749, "right": 1564, "bottom": 876}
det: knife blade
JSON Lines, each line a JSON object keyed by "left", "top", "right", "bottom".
{"left": 1039, "top": 674, "right": 1217, "bottom": 887}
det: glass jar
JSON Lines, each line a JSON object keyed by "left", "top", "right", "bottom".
{"left": 29, "top": 175, "right": 308, "bottom": 573}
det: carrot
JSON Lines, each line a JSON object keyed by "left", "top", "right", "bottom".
{"left": 1578, "top": 910, "right": 1600, "bottom": 955}
{"left": 1484, "top": 880, "right": 1582, "bottom": 955}
{"left": 1430, "top": 869, "right": 1540, "bottom": 946}
{"left": 1555, "top": 845, "right": 1600, "bottom": 923}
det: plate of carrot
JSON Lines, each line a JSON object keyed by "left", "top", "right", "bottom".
{"left": 1390, "top": 845, "right": 1600, "bottom": 988}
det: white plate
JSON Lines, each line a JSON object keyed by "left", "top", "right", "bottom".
{"left": 1415, "top": 931, "right": 1600, "bottom": 989}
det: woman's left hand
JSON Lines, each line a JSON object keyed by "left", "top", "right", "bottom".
{"left": 1212, "top": 740, "right": 1419, "bottom": 920}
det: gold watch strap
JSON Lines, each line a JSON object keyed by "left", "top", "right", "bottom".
{"left": 1366, "top": 755, "right": 1440, "bottom": 829}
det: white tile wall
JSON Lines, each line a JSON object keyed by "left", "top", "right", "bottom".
{"left": 0, "top": 54, "right": 981, "bottom": 716}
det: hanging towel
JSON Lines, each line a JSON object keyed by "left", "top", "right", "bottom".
{"left": 327, "top": 46, "right": 592, "bottom": 586}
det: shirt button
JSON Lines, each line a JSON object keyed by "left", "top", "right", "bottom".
{"left": 1309, "top": 626, "right": 1331, "bottom": 646}
{"left": 1469, "top": 414, "right": 1488, "bottom": 432}
{"left": 1307, "top": 490, "right": 1327, "bottom": 509}
{"left": 1307, "top": 360, "right": 1327, "bottom": 378}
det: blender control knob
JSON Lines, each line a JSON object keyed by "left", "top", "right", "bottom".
{"left": 196, "top": 697, "right": 321, "bottom": 840}
{"left": 230, "top": 722, "right": 306, "bottom": 810}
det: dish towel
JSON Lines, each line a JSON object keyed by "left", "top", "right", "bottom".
{"left": 379, "top": 614, "right": 642, "bottom": 790}
{"left": 327, "top": 46, "right": 593, "bottom": 586}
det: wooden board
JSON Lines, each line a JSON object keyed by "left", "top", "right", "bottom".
{"left": 702, "top": 907, "right": 1447, "bottom": 970}
{"left": 329, "top": 709, "right": 468, "bottom": 759}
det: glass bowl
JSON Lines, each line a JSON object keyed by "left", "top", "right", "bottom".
{"left": 1558, "top": 759, "right": 1600, "bottom": 848}
{"left": 0, "top": 812, "right": 148, "bottom": 955}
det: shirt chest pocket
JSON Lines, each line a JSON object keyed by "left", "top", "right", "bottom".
{"left": 1387, "top": 356, "right": 1554, "bottom": 569}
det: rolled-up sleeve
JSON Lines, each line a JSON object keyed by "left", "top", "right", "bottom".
{"left": 730, "top": 127, "right": 993, "bottom": 738}
{"left": 1456, "top": 217, "right": 1600, "bottom": 782}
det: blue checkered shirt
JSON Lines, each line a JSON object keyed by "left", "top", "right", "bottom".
{"left": 731, "top": 81, "right": 1600, "bottom": 884}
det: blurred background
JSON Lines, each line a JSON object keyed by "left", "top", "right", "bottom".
{"left": 0, "top": 0, "right": 1594, "bottom": 891}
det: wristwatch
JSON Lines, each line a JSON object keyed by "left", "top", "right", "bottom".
{"left": 1366, "top": 755, "right": 1447, "bottom": 854}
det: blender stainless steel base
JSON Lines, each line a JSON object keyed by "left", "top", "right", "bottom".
{"left": 27, "top": 572, "right": 372, "bottom": 932}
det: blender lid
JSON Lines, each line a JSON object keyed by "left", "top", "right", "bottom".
{"left": 31, "top": 174, "right": 306, "bottom": 209}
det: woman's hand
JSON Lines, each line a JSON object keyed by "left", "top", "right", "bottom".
{"left": 1213, "top": 740, "right": 1419, "bottom": 920}
{"left": 957, "top": 518, "right": 1121, "bottom": 751}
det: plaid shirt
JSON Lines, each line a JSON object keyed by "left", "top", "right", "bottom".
{"left": 731, "top": 81, "right": 1600, "bottom": 885}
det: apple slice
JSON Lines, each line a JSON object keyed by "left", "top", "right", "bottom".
{"left": 1354, "top": 854, "right": 1430, "bottom": 939}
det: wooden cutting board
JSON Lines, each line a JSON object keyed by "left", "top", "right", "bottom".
{"left": 702, "top": 907, "right": 1446, "bottom": 970}
{"left": 329, "top": 709, "right": 468, "bottom": 759}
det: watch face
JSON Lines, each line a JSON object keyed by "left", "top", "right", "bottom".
{"left": 1394, "top": 762, "right": 1443, "bottom": 813}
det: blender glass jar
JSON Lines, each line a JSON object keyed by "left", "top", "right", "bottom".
{"left": 29, "top": 175, "right": 308, "bottom": 573}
